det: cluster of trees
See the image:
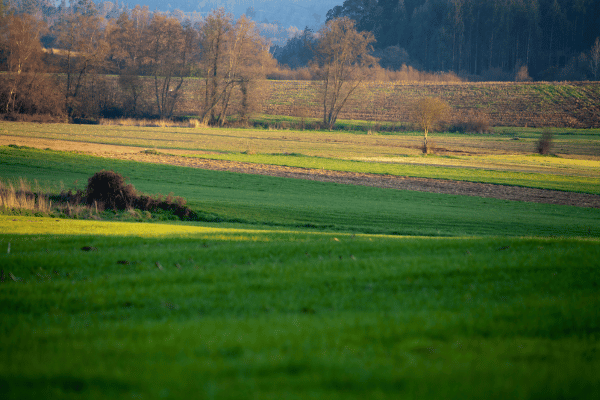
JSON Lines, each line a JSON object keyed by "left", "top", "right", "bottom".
{"left": 1, "top": 0, "right": 377, "bottom": 130}
{"left": 0, "top": 0, "right": 274, "bottom": 123}
{"left": 324, "top": 0, "right": 600, "bottom": 80}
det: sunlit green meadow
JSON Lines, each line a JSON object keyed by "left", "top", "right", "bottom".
{"left": 2, "top": 215, "right": 600, "bottom": 399}
{"left": 1, "top": 120, "right": 600, "bottom": 399}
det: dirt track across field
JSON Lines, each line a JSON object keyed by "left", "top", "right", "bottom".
{"left": 2, "top": 135, "right": 600, "bottom": 208}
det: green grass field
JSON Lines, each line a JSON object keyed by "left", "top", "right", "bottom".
{"left": 1, "top": 120, "right": 600, "bottom": 399}
{"left": 2, "top": 121, "right": 600, "bottom": 193}
{"left": 1, "top": 217, "right": 599, "bottom": 399}
{"left": 2, "top": 146, "right": 599, "bottom": 236}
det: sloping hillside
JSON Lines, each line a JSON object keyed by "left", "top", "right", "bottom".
{"left": 260, "top": 81, "right": 600, "bottom": 128}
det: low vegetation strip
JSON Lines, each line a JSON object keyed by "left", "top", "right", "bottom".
{"left": 1, "top": 216, "right": 599, "bottom": 399}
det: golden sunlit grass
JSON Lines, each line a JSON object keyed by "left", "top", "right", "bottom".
{"left": 98, "top": 118, "right": 200, "bottom": 128}
{"left": 0, "top": 215, "right": 380, "bottom": 242}
{"left": 356, "top": 154, "right": 600, "bottom": 176}
{"left": 0, "top": 179, "right": 52, "bottom": 213}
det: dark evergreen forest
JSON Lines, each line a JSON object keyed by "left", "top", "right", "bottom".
{"left": 324, "top": 0, "right": 600, "bottom": 80}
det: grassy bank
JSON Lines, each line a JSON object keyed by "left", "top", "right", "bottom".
{"left": 2, "top": 123, "right": 599, "bottom": 399}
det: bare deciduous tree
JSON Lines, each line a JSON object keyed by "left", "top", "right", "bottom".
{"left": 146, "top": 14, "right": 196, "bottom": 120}
{"left": 0, "top": 13, "right": 63, "bottom": 117}
{"left": 198, "top": 10, "right": 273, "bottom": 126}
{"left": 55, "top": 4, "right": 109, "bottom": 118}
{"left": 2, "top": 14, "right": 43, "bottom": 113}
{"left": 198, "top": 8, "right": 233, "bottom": 125}
{"left": 412, "top": 97, "right": 450, "bottom": 154}
{"left": 108, "top": 6, "right": 151, "bottom": 72}
{"left": 316, "top": 17, "right": 376, "bottom": 130}
{"left": 108, "top": 6, "right": 152, "bottom": 117}
{"left": 225, "top": 15, "right": 274, "bottom": 124}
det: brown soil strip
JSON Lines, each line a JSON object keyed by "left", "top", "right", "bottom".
{"left": 2, "top": 135, "right": 599, "bottom": 208}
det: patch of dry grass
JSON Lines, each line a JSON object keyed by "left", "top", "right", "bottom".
{"left": 99, "top": 118, "right": 201, "bottom": 128}
{"left": 0, "top": 179, "right": 52, "bottom": 213}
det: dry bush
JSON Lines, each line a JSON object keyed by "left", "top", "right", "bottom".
{"left": 537, "top": 130, "right": 553, "bottom": 155}
{"left": 99, "top": 118, "right": 194, "bottom": 128}
{"left": 266, "top": 63, "right": 463, "bottom": 83}
{"left": 369, "top": 64, "right": 463, "bottom": 82}
{"left": 84, "top": 171, "right": 198, "bottom": 219}
{"left": 266, "top": 66, "right": 317, "bottom": 80}
{"left": 99, "top": 118, "right": 139, "bottom": 126}
{"left": 86, "top": 170, "right": 137, "bottom": 210}
{"left": 451, "top": 110, "right": 491, "bottom": 133}
{"left": 515, "top": 66, "right": 532, "bottom": 82}
{"left": 188, "top": 118, "right": 205, "bottom": 128}
{"left": 0, "top": 74, "right": 65, "bottom": 118}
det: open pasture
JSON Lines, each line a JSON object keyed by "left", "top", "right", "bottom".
{"left": 1, "top": 121, "right": 600, "bottom": 194}
{"left": 2, "top": 146, "right": 599, "bottom": 237}
{"left": 1, "top": 119, "right": 600, "bottom": 399}
{"left": 1, "top": 216, "right": 600, "bottom": 399}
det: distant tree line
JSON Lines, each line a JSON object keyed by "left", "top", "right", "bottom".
{"left": 0, "top": 0, "right": 274, "bottom": 122}
{"left": 0, "top": 0, "right": 378, "bottom": 129}
{"left": 322, "top": 0, "right": 600, "bottom": 80}
{"left": 3, "top": 0, "right": 599, "bottom": 126}
{"left": 270, "top": 0, "right": 600, "bottom": 81}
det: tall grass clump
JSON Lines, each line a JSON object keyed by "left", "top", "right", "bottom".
{"left": 0, "top": 178, "right": 52, "bottom": 213}
{"left": 188, "top": 118, "right": 205, "bottom": 128}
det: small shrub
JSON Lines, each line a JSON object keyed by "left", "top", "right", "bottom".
{"left": 537, "top": 130, "right": 553, "bottom": 155}
{"left": 515, "top": 65, "right": 532, "bottom": 82}
{"left": 451, "top": 110, "right": 491, "bottom": 134}
{"left": 86, "top": 170, "right": 137, "bottom": 210}
{"left": 141, "top": 149, "right": 160, "bottom": 155}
